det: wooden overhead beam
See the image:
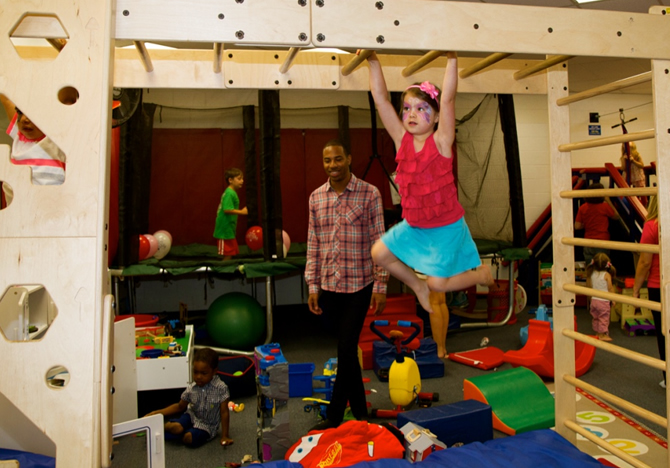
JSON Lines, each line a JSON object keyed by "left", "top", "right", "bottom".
{"left": 114, "top": 0, "right": 670, "bottom": 60}
{"left": 112, "top": 49, "right": 548, "bottom": 94}
{"left": 459, "top": 53, "right": 512, "bottom": 79}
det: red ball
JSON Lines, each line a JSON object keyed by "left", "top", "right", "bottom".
{"left": 245, "top": 226, "right": 263, "bottom": 251}
{"left": 139, "top": 234, "right": 151, "bottom": 260}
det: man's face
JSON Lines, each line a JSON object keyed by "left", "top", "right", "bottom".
{"left": 322, "top": 145, "right": 352, "bottom": 185}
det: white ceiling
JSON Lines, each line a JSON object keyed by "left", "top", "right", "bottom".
{"left": 448, "top": 0, "right": 669, "bottom": 93}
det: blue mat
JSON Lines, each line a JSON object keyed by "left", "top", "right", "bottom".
{"left": 256, "top": 429, "right": 603, "bottom": 468}
{"left": 0, "top": 449, "right": 55, "bottom": 468}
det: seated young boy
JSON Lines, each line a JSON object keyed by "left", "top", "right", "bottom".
{"left": 146, "top": 347, "right": 233, "bottom": 447}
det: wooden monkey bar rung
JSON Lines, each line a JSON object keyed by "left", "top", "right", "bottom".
{"left": 402, "top": 50, "right": 444, "bottom": 77}
{"left": 562, "top": 329, "right": 666, "bottom": 372}
{"left": 561, "top": 237, "right": 660, "bottom": 255}
{"left": 563, "top": 284, "right": 661, "bottom": 312}
{"left": 564, "top": 420, "right": 654, "bottom": 468}
{"left": 133, "top": 40, "right": 153, "bottom": 72}
{"left": 514, "top": 55, "right": 574, "bottom": 80}
{"left": 213, "top": 43, "right": 224, "bottom": 73}
{"left": 560, "top": 186, "right": 658, "bottom": 199}
{"left": 557, "top": 71, "right": 653, "bottom": 106}
{"left": 459, "top": 52, "right": 513, "bottom": 79}
{"left": 341, "top": 49, "right": 373, "bottom": 76}
{"left": 558, "top": 129, "right": 655, "bottom": 152}
{"left": 564, "top": 374, "right": 668, "bottom": 427}
{"left": 279, "top": 47, "right": 301, "bottom": 74}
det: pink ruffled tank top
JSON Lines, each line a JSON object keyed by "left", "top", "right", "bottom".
{"left": 394, "top": 132, "right": 464, "bottom": 228}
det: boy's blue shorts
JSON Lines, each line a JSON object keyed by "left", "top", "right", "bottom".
{"left": 166, "top": 413, "right": 212, "bottom": 448}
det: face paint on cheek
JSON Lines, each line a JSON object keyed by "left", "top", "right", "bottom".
{"left": 422, "top": 107, "right": 433, "bottom": 123}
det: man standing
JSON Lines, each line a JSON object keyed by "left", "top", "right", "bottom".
{"left": 305, "top": 139, "right": 388, "bottom": 430}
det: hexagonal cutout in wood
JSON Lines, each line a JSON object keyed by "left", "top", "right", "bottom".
{"left": 10, "top": 13, "right": 69, "bottom": 59}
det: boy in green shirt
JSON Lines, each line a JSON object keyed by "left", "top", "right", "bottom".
{"left": 213, "top": 168, "right": 247, "bottom": 259}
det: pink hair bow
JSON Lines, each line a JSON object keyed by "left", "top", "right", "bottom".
{"left": 407, "top": 82, "right": 439, "bottom": 102}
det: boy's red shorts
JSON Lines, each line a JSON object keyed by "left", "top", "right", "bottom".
{"left": 218, "top": 238, "right": 239, "bottom": 257}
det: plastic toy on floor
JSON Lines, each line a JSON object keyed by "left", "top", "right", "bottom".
{"left": 448, "top": 346, "right": 505, "bottom": 370}
{"left": 368, "top": 320, "right": 438, "bottom": 418}
{"left": 520, "top": 304, "right": 552, "bottom": 346}
{"left": 503, "top": 318, "right": 596, "bottom": 378}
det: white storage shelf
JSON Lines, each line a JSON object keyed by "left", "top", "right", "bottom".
{"left": 136, "top": 325, "right": 194, "bottom": 391}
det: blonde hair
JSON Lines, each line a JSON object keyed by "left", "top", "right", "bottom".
{"left": 621, "top": 142, "right": 642, "bottom": 162}
{"left": 646, "top": 195, "right": 658, "bottom": 221}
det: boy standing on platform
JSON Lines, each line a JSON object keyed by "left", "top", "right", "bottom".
{"left": 213, "top": 168, "right": 247, "bottom": 260}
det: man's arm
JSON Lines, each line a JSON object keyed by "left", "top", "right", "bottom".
{"left": 368, "top": 187, "right": 388, "bottom": 315}
{"left": 305, "top": 195, "right": 322, "bottom": 314}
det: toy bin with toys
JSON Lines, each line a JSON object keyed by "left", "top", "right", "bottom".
{"left": 135, "top": 324, "right": 194, "bottom": 391}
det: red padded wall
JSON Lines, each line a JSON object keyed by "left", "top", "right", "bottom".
{"left": 148, "top": 128, "right": 397, "bottom": 247}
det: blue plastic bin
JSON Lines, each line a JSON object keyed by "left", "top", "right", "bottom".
{"left": 289, "top": 363, "right": 315, "bottom": 397}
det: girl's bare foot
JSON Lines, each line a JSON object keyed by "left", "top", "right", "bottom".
{"left": 416, "top": 280, "right": 433, "bottom": 313}
{"left": 478, "top": 264, "right": 495, "bottom": 287}
{"left": 165, "top": 422, "right": 183, "bottom": 435}
{"left": 437, "top": 346, "right": 448, "bottom": 359}
{"left": 182, "top": 432, "right": 193, "bottom": 445}
{"left": 597, "top": 333, "right": 613, "bottom": 342}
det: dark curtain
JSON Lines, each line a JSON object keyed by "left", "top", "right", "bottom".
{"left": 259, "top": 90, "right": 283, "bottom": 260}
{"left": 498, "top": 94, "right": 527, "bottom": 247}
{"left": 115, "top": 95, "right": 156, "bottom": 268}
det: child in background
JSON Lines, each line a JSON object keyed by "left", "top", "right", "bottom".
{"left": 146, "top": 347, "right": 233, "bottom": 447}
{"left": 586, "top": 253, "right": 616, "bottom": 342}
{"left": 366, "top": 51, "right": 492, "bottom": 313}
{"left": 620, "top": 142, "right": 646, "bottom": 188}
{"left": 428, "top": 291, "right": 450, "bottom": 359}
{"left": 0, "top": 94, "right": 68, "bottom": 207}
{"left": 213, "top": 168, "right": 248, "bottom": 259}
{"left": 574, "top": 182, "right": 619, "bottom": 265}
{"left": 620, "top": 141, "right": 647, "bottom": 206}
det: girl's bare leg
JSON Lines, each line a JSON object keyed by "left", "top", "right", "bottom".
{"left": 371, "top": 240, "right": 433, "bottom": 313}
{"left": 427, "top": 264, "right": 494, "bottom": 293}
{"left": 428, "top": 291, "right": 449, "bottom": 358}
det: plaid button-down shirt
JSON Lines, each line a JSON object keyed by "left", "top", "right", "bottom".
{"left": 183, "top": 375, "right": 230, "bottom": 439}
{"left": 305, "top": 174, "right": 389, "bottom": 295}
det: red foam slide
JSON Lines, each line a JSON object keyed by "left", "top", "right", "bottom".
{"left": 503, "top": 319, "right": 596, "bottom": 379}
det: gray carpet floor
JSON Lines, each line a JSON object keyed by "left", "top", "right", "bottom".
{"left": 111, "top": 301, "right": 667, "bottom": 468}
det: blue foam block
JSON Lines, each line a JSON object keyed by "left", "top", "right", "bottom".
{"left": 396, "top": 399, "right": 493, "bottom": 447}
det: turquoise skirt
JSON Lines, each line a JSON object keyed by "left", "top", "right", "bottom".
{"left": 381, "top": 218, "right": 481, "bottom": 278}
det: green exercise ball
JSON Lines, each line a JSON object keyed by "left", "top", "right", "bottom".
{"left": 206, "top": 292, "right": 265, "bottom": 349}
